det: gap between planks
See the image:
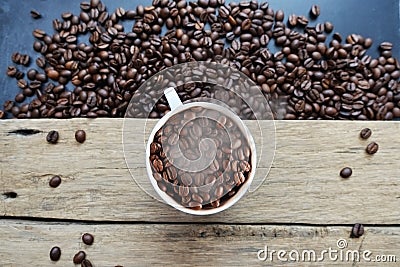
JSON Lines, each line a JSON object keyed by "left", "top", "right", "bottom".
{"left": 0, "top": 119, "right": 399, "bottom": 224}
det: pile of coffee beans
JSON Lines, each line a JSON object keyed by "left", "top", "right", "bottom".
{"left": 2, "top": 0, "right": 400, "bottom": 120}
{"left": 149, "top": 106, "right": 252, "bottom": 210}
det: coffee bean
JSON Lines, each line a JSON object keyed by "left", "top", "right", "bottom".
{"left": 275, "top": 10, "right": 284, "bottom": 21}
{"left": 46, "top": 130, "right": 59, "bottom": 144}
{"left": 81, "top": 259, "right": 93, "bottom": 267}
{"left": 297, "top": 15, "right": 308, "bottom": 26}
{"left": 49, "top": 175, "right": 62, "bottom": 188}
{"left": 30, "top": 9, "right": 42, "bottom": 19}
{"left": 324, "top": 21, "right": 334, "bottom": 33}
{"left": 36, "top": 57, "right": 46, "bottom": 68}
{"left": 80, "top": 2, "right": 91, "bottom": 10}
{"left": 310, "top": 5, "right": 320, "bottom": 18}
{"left": 82, "top": 233, "right": 94, "bottom": 245}
{"left": 287, "top": 14, "right": 297, "bottom": 27}
{"left": 380, "top": 42, "right": 393, "bottom": 51}
{"left": 75, "top": 130, "right": 86, "bottom": 143}
{"left": 340, "top": 167, "right": 352, "bottom": 178}
{"left": 73, "top": 251, "right": 86, "bottom": 264}
{"left": 4, "top": 100, "right": 14, "bottom": 112}
{"left": 49, "top": 246, "right": 61, "bottom": 261}
{"left": 47, "top": 69, "right": 60, "bottom": 80}
{"left": 359, "top": 128, "right": 372, "bottom": 139}
{"left": 6, "top": 66, "right": 17, "bottom": 77}
{"left": 366, "top": 142, "right": 379, "bottom": 155}
{"left": 351, "top": 223, "right": 364, "bottom": 238}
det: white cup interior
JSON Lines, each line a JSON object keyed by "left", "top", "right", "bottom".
{"left": 146, "top": 102, "right": 257, "bottom": 215}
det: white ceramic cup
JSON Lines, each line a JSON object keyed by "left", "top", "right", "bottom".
{"left": 146, "top": 87, "right": 257, "bottom": 215}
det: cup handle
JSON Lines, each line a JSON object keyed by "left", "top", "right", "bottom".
{"left": 164, "top": 87, "right": 183, "bottom": 111}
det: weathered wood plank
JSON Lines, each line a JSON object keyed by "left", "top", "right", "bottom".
{"left": 0, "top": 119, "right": 399, "bottom": 223}
{"left": 0, "top": 220, "right": 398, "bottom": 266}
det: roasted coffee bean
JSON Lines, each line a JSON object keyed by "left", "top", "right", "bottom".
{"left": 351, "top": 223, "right": 364, "bottom": 238}
{"left": 359, "top": 128, "right": 372, "bottom": 139}
{"left": 275, "top": 10, "right": 284, "bottom": 21}
{"left": 287, "top": 14, "right": 297, "bottom": 27}
{"left": 324, "top": 21, "right": 334, "bottom": 33}
{"left": 297, "top": 15, "right": 308, "bottom": 26}
{"left": 17, "top": 79, "right": 28, "bottom": 89}
{"left": 30, "top": 9, "right": 42, "bottom": 19}
{"left": 80, "top": 2, "right": 91, "bottom": 10}
{"left": 4, "top": 100, "right": 14, "bottom": 112}
{"left": 380, "top": 42, "right": 393, "bottom": 51}
{"left": 11, "top": 52, "right": 21, "bottom": 64}
{"left": 310, "top": 5, "right": 320, "bottom": 18}
{"left": 73, "top": 251, "right": 86, "bottom": 264}
{"left": 49, "top": 246, "right": 61, "bottom": 261}
{"left": 6, "top": 66, "right": 17, "bottom": 77}
{"left": 82, "top": 233, "right": 94, "bottom": 245}
{"left": 15, "top": 93, "right": 25, "bottom": 103}
{"left": 46, "top": 130, "right": 59, "bottom": 144}
{"left": 36, "top": 57, "right": 46, "bottom": 68}
{"left": 81, "top": 259, "right": 93, "bottom": 267}
{"left": 49, "top": 175, "right": 62, "bottom": 188}
{"left": 366, "top": 142, "right": 379, "bottom": 155}
{"left": 47, "top": 69, "right": 60, "bottom": 80}
{"left": 75, "top": 130, "right": 86, "bottom": 143}
{"left": 340, "top": 167, "right": 352, "bottom": 178}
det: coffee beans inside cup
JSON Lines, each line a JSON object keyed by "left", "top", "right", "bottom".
{"left": 149, "top": 106, "right": 252, "bottom": 210}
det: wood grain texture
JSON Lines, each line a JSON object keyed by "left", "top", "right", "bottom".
{"left": 0, "top": 119, "right": 399, "bottom": 224}
{"left": 0, "top": 220, "right": 398, "bottom": 266}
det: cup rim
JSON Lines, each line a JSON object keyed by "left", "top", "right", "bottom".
{"left": 145, "top": 102, "right": 257, "bottom": 215}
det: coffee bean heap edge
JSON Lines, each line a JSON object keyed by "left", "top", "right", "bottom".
{"left": 2, "top": 0, "right": 400, "bottom": 120}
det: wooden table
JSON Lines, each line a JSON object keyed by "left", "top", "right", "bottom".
{"left": 0, "top": 119, "right": 399, "bottom": 266}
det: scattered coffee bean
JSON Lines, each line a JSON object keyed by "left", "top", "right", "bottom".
{"left": 82, "top": 233, "right": 94, "bottom": 245}
{"left": 46, "top": 130, "right": 59, "bottom": 144}
{"left": 81, "top": 259, "right": 93, "bottom": 267}
{"left": 4, "top": 100, "right": 14, "bottom": 112}
{"left": 49, "top": 175, "right": 62, "bottom": 188}
{"left": 359, "top": 128, "right": 372, "bottom": 139}
{"left": 30, "top": 9, "right": 42, "bottom": 19}
{"left": 350, "top": 223, "right": 364, "bottom": 238}
{"left": 6, "top": 66, "right": 17, "bottom": 77}
{"left": 287, "top": 14, "right": 297, "bottom": 27}
{"left": 75, "top": 130, "right": 86, "bottom": 143}
{"left": 310, "top": 5, "right": 320, "bottom": 18}
{"left": 366, "top": 142, "right": 379, "bottom": 155}
{"left": 49, "top": 246, "right": 61, "bottom": 261}
{"left": 340, "top": 167, "right": 352, "bottom": 178}
{"left": 73, "top": 251, "right": 86, "bottom": 264}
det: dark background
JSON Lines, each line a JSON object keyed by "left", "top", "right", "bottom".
{"left": 0, "top": 0, "right": 399, "bottom": 112}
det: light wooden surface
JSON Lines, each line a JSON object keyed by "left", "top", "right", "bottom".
{"left": 0, "top": 119, "right": 399, "bottom": 224}
{"left": 1, "top": 119, "right": 399, "bottom": 266}
{"left": 0, "top": 219, "right": 398, "bottom": 266}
